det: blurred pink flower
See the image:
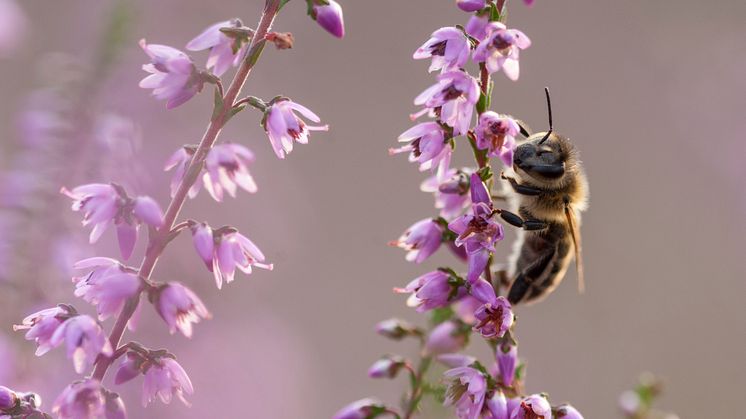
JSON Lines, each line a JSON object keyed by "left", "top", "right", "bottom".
{"left": 203, "top": 143, "right": 257, "bottom": 201}
{"left": 73, "top": 257, "right": 140, "bottom": 321}
{"left": 511, "top": 394, "right": 552, "bottom": 419}
{"left": 0, "top": 0, "right": 26, "bottom": 57}
{"left": 52, "top": 379, "right": 124, "bottom": 419}
{"left": 457, "top": 0, "right": 486, "bottom": 12}
{"left": 50, "top": 315, "right": 113, "bottom": 374}
{"left": 13, "top": 306, "right": 71, "bottom": 356}
{"left": 263, "top": 99, "right": 328, "bottom": 159}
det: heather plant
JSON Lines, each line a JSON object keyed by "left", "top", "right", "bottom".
{"left": 334, "top": 1, "right": 588, "bottom": 418}
{"left": 1, "top": 0, "right": 345, "bottom": 417}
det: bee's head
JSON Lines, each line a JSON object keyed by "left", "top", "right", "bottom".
{"left": 512, "top": 87, "right": 576, "bottom": 183}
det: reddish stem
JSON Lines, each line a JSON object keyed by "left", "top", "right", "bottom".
{"left": 91, "top": 0, "right": 283, "bottom": 381}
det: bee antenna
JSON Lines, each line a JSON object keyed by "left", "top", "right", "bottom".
{"left": 538, "top": 87, "right": 553, "bottom": 144}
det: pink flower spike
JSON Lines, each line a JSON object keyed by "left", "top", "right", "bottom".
{"left": 139, "top": 39, "right": 203, "bottom": 109}
{"left": 263, "top": 99, "right": 328, "bottom": 159}
{"left": 154, "top": 282, "right": 211, "bottom": 338}
{"left": 141, "top": 358, "right": 194, "bottom": 407}
{"left": 49, "top": 315, "right": 113, "bottom": 374}
{"left": 202, "top": 143, "right": 257, "bottom": 201}
{"left": 186, "top": 19, "right": 247, "bottom": 77}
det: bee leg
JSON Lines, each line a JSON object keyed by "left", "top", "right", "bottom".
{"left": 498, "top": 210, "right": 548, "bottom": 231}
{"left": 507, "top": 246, "right": 557, "bottom": 304}
{"left": 501, "top": 174, "right": 542, "bottom": 196}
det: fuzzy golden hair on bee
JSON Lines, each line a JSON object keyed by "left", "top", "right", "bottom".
{"left": 497, "top": 88, "right": 589, "bottom": 305}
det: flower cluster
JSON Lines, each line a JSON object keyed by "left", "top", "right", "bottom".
{"left": 8, "top": 0, "right": 345, "bottom": 416}
{"left": 336, "top": 1, "right": 585, "bottom": 418}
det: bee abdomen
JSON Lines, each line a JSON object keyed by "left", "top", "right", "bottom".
{"left": 507, "top": 229, "right": 572, "bottom": 305}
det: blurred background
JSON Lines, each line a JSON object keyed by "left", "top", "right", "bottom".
{"left": 1, "top": 0, "right": 744, "bottom": 417}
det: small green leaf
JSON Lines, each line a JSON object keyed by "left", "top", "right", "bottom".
{"left": 212, "top": 88, "right": 224, "bottom": 121}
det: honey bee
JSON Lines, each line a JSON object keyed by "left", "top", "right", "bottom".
{"left": 497, "top": 88, "right": 589, "bottom": 304}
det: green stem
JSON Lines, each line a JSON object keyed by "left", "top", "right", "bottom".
{"left": 402, "top": 356, "right": 433, "bottom": 419}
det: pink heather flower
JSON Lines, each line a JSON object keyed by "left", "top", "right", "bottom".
{"left": 164, "top": 146, "right": 200, "bottom": 198}
{"left": 333, "top": 398, "right": 387, "bottom": 419}
{"left": 263, "top": 99, "right": 328, "bottom": 159}
{"left": 115, "top": 352, "right": 144, "bottom": 385}
{"left": 471, "top": 278, "right": 514, "bottom": 338}
{"left": 13, "top": 306, "right": 72, "bottom": 356}
{"left": 414, "top": 27, "right": 470, "bottom": 73}
{"left": 457, "top": 0, "right": 486, "bottom": 12}
{"left": 391, "top": 218, "right": 444, "bottom": 263}
{"left": 473, "top": 23, "right": 531, "bottom": 81}
{"left": 374, "top": 318, "right": 419, "bottom": 340}
{"left": 421, "top": 168, "right": 473, "bottom": 220}
{"left": 395, "top": 270, "right": 465, "bottom": 312}
{"left": 50, "top": 315, "right": 113, "bottom": 374}
{"left": 465, "top": 14, "right": 490, "bottom": 40}
{"left": 413, "top": 70, "right": 480, "bottom": 136}
{"left": 186, "top": 19, "right": 247, "bottom": 77}
{"left": 511, "top": 394, "right": 552, "bottom": 419}
{"left": 436, "top": 353, "right": 477, "bottom": 368}
{"left": 154, "top": 282, "right": 211, "bottom": 338}
{"left": 390, "top": 122, "right": 452, "bottom": 174}
{"left": 311, "top": 0, "right": 345, "bottom": 38}
{"left": 203, "top": 143, "right": 257, "bottom": 201}
{"left": 141, "top": 358, "right": 193, "bottom": 407}
{"left": 444, "top": 366, "right": 488, "bottom": 419}
{"left": 475, "top": 112, "right": 520, "bottom": 166}
{"left": 53, "top": 379, "right": 108, "bottom": 419}
{"left": 485, "top": 391, "right": 510, "bottom": 419}
{"left": 448, "top": 174, "right": 503, "bottom": 282}
{"left": 62, "top": 183, "right": 164, "bottom": 260}
{"left": 425, "top": 320, "right": 467, "bottom": 355}
{"left": 73, "top": 257, "right": 140, "bottom": 321}
{"left": 190, "top": 223, "right": 272, "bottom": 289}
{"left": 139, "top": 39, "right": 203, "bottom": 109}
{"left": 496, "top": 343, "right": 518, "bottom": 387}
{"left": 555, "top": 404, "right": 584, "bottom": 419}
{"left": 367, "top": 355, "right": 407, "bottom": 379}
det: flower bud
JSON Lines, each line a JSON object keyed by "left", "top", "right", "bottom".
{"left": 374, "top": 318, "right": 420, "bottom": 340}
{"left": 0, "top": 386, "right": 17, "bottom": 410}
{"left": 311, "top": 0, "right": 345, "bottom": 39}
{"left": 457, "top": 0, "right": 487, "bottom": 12}
{"left": 496, "top": 342, "right": 518, "bottom": 387}
{"left": 555, "top": 403, "right": 584, "bottom": 419}
{"left": 333, "top": 398, "right": 388, "bottom": 419}
{"left": 367, "top": 355, "right": 407, "bottom": 379}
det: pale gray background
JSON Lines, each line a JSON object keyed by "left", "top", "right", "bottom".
{"left": 1, "top": 0, "right": 745, "bottom": 417}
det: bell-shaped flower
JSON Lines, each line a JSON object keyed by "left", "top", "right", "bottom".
{"left": 395, "top": 270, "right": 466, "bottom": 312}
{"left": 52, "top": 379, "right": 114, "bottom": 419}
{"left": 413, "top": 70, "right": 480, "bottom": 136}
{"left": 62, "top": 183, "right": 164, "bottom": 260}
{"left": 457, "top": 0, "right": 486, "bottom": 12}
{"left": 555, "top": 404, "right": 584, "bottom": 419}
{"left": 444, "top": 366, "right": 488, "bottom": 419}
{"left": 73, "top": 257, "right": 140, "bottom": 321}
{"left": 510, "top": 394, "right": 552, "bottom": 419}
{"left": 414, "top": 27, "right": 470, "bottom": 73}
{"left": 311, "top": 0, "right": 345, "bottom": 38}
{"left": 202, "top": 143, "right": 257, "bottom": 201}
{"left": 152, "top": 282, "right": 211, "bottom": 338}
{"left": 139, "top": 40, "right": 204, "bottom": 109}
{"left": 186, "top": 19, "right": 248, "bottom": 77}
{"left": 13, "top": 305, "right": 74, "bottom": 356}
{"left": 424, "top": 320, "right": 468, "bottom": 356}
{"left": 390, "top": 122, "right": 452, "bottom": 174}
{"left": 421, "top": 168, "right": 473, "bottom": 220}
{"left": 448, "top": 174, "right": 503, "bottom": 282}
{"left": 367, "top": 355, "right": 407, "bottom": 379}
{"left": 190, "top": 223, "right": 272, "bottom": 289}
{"left": 471, "top": 277, "right": 514, "bottom": 339}
{"left": 141, "top": 358, "right": 193, "bottom": 407}
{"left": 496, "top": 342, "right": 518, "bottom": 387}
{"left": 263, "top": 99, "right": 328, "bottom": 159}
{"left": 475, "top": 112, "right": 520, "bottom": 166}
{"left": 473, "top": 23, "right": 531, "bottom": 81}
{"left": 50, "top": 315, "right": 113, "bottom": 374}
{"left": 163, "top": 146, "right": 201, "bottom": 198}
{"left": 390, "top": 218, "right": 444, "bottom": 264}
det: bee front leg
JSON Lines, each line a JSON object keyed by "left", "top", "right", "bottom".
{"left": 500, "top": 173, "right": 542, "bottom": 196}
{"left": 498, "top": 210, "right": 548, "bottom": 231}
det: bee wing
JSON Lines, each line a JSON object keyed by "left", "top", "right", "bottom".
{"left": 564, "top": 204, "right": 584, "bottom": 294}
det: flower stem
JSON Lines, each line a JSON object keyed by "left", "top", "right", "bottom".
{"left": 90, "top": 0, "right": 283, "bottom": 382}
{"left": 402, "top": 356, "right": 432, "bottom": 419}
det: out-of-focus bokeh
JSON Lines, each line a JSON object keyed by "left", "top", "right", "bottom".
{"left": 1, "top": 0, "right": 744, "bottom": 417}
